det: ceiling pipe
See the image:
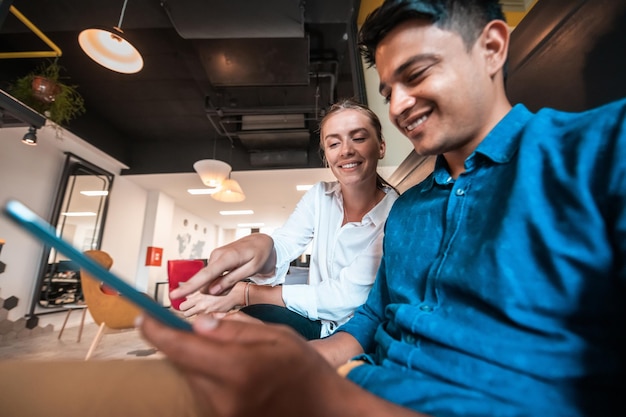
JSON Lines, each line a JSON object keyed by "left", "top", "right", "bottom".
{"left": 206, "top": 105, "right": 319, "bottom": 117}
{"left": 204, "top": 62, "right": 338, "bottom": 144}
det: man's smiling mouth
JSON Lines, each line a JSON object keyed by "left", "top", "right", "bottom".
{"left": 406, "top": 113, "right": 429, "bottom": 132}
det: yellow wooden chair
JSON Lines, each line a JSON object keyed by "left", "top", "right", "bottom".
{"left": 80, "top": 250, "right": 142, "bottom": 360}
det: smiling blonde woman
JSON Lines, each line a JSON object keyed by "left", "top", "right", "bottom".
{"left": 178, "top": 99, "right": 399, "bottom": 339}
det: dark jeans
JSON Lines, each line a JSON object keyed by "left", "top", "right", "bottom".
{"left": 240, "top": 304, "right": 322, "bottom": 340}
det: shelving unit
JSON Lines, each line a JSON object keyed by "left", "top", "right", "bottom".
{"left": 39, "top": 262, "right": 83, "bottom": 307}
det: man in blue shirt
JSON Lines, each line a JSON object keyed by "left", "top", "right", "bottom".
{"left": 312, "top": 1, "right": 625, "bottom": 415}
{"left": 312, "top": 0, "right": 626, "bottom": 415}
{"left": 1, "top": 1, "right": 624, "bottom": 416}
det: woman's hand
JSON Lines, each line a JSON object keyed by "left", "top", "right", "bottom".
{"left": 171, "top": 233, "right": 276, "bottom": 300}
{"left": 179, "top": 282, "right": 246, "bottom": 317}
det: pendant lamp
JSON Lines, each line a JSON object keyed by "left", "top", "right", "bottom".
{"left": 212, "top": 176, "right": 246, "bottom": 203}
{"left": 78, "top": 0, "right": 143, "bottom": 74}
{"left": 193, "top": 159, "right": 232, "bottom": 190}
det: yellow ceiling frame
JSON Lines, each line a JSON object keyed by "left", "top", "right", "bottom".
{"left": 0, "top": 5, "right": 62, "bottom": 59}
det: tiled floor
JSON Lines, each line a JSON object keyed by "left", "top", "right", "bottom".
{"left": 0, "top": 312, "right": 163, "bottom": 361}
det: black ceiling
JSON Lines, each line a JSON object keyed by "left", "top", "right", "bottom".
{"left": 0, "top": 0, "right": 365, "bottom": 175}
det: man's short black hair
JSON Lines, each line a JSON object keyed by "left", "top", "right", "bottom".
{"left": 359, "top": 0, "right": 506, "bottom": 67}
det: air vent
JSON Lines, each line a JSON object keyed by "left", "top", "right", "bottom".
{"left": 249, "top": 150, "right": 309, "bottom": 167}
{"left": 238, "top": 130, "right": 311, "bottom": 151}
{"left": 241, "top": 114, "right": 305, "bottom": 130}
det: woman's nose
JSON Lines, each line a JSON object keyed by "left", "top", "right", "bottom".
{"left": 339, "top": 140, "right": 355, "bottom": 155}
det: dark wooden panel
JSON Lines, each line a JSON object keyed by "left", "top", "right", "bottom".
{"left": 507, "top": 0, "right": 626, "bottom": 112}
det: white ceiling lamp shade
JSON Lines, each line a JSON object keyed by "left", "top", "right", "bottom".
{"left": 195, "top": 138, "right": 245, "bottom": 202}
{"left": 212, "top": 177, "right": 246, "bottom": 203}
{"left": 193, "top": 159, "right": 232, "bottom": 189}
{"left": 78, "top": 0, "right": 143, "bottom": 74}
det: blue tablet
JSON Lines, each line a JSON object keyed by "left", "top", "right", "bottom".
{"left": 3, "top": 199, "right": 192, "bottom": 332}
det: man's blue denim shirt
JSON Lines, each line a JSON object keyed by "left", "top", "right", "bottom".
{"left": 339, "top": 99, "right": 626, "bottom": 416}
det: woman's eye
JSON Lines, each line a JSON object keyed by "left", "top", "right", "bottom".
{"left": 353, "top": 137, "right": 366, "bottom": 143}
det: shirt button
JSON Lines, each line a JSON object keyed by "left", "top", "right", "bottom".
{"left": 405, "top": 334, "right": 416, "bottom": 344}
{"left": 455, "top": 189, "right": 465, "bottom": 196}
{"left": 419, "top": 305, "right": 433, "bottom": 312}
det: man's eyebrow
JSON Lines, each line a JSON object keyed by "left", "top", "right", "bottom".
{"left": 378, "top": 54, "right": 439, "bottom": 94}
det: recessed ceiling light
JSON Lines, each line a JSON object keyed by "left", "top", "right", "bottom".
{"left": 237, "top": 223, "right": 265, "bottom": 228}
{"left": 187, "top": 188, "right": 219, "bottom": 195}
{"left": 296, "top": 184, "right": 313, "bottom": 191}
{"left": 219, "top": 210, "right": 254, "bottom": 216}
{"left": 80, "top": 190, "right": 109, "bottom": 196}
{"left": 61, "top": 212, "right": 97, "bottom": 217}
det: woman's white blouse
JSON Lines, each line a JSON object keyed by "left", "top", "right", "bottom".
{"left": 252, "top": 181, "right": 398, "bottom": 337}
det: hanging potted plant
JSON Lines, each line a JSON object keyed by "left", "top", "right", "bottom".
{"left": 8, "top": 59, "right": 86, "bottom": 126}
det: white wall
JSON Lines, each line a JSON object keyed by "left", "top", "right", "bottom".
{"left": 167, "top": 206, "right": 219, "bottom": 261}
{"left": 0, "top": 126, "right": 65, "bottom": 319}
{"left": 363, "top": 63, "right": 414, "bottom": 168}
{"left": 100, "top": 176, "right": 147, "bottom": 283}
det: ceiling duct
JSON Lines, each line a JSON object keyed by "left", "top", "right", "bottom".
{"left": 238, "top": 130, "right": 311, "bottom": 150}
{"left": 239, "top": 114, "right": 309, "bottom": 150}
{"left": 195, "top": 37, "right": 310, "bottom": 86}
{"left": 241, "top": 114, "right": 305, "bottom": 130}
{"left": 162, "top": 0, "right": 304, "bottom": 39}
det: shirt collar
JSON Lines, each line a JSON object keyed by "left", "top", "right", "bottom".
{"left": 327, "top": 182, "right": 397, "bottom": 226}
{"left": 474, "top": 103, "right": 533, "bottom": 164}
{"left": 326, "top": 181, "right": 342, "bottom": 197}
{"left": 427, "top": 104, "right": 533, "bottom": 188}
{"left": 367, "top": 186, "right": 397, "bottom": 226}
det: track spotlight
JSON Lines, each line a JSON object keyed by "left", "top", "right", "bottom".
{"left": 22, "top": 126, "right": 37, "bottom": 146}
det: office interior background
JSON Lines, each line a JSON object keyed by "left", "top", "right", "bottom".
{"left": 1, "top": 0, "right": 625, "bottom": 334}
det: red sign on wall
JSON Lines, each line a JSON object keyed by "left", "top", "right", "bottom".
{"left": 145, "top": 246, "right": 163, "bottom": 267}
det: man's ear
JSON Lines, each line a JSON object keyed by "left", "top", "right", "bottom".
{"left": 480, "top": 19, "right": 509, "bottom": 78}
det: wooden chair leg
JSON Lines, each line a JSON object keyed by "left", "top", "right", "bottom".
{"left": 76, "top": 307, "right": 87, "bottom": 342}
{"left": 57, "top": 308, "right": 73, "bottom": 340}
{"left": 85, "top": 322, "right": 106, "bottom": 360}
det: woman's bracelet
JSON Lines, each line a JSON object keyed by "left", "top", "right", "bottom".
{"left": 244, "top": 282, "right": 252, "bottom": 307}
